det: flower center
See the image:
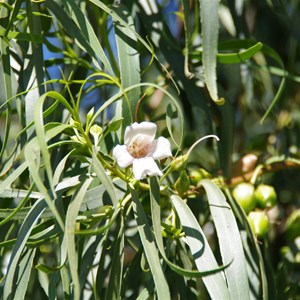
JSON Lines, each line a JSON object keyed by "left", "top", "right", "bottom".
{"left": 127, "top": 137, "right": 150, "bottom": 158}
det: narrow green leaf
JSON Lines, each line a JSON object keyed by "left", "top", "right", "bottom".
{"left": 64, "top": 0, "right": 114, "bottom": 75}
{"left": 200, "top": 0, "right": 224, "bottom": 104}
{"left": 3, "top": 0, "right": 22, "bottom": 38}
{"left": 217, "top": 39, "right": 286, "bottom": 122}
{"left": 91, "top": 146, "right": 117, "bottom": 206}
{"left": 166, "top": 103, "right": 180, "bottom": 148}
{"left": 181, "top": 0, "right": 196, "bottom": 78}
{"left": 3, "top": 198, "right": 46, "bottom": 299}
{"left": 88, "top": 0, "right": 177, "bottom": 93}
{"left": 46, "top": 0, "right": 111, "bottom": 74}
{"left": 200, "top": 179, "right": 251, "bottom": 300}
{"left": 136, "top": 288, "right": 150, "bottom": 300}
{"left": 0, "top": 25, "right": 43, "bottom": 42}
{"left": 224, "top": 188, "right": 268, "bottom": 300}
{"left": 78, "top": 234, "right": 104, "bottom": 292}
{"left": 149, "top": 177, "right": 224, "bottom": 278}
{"left": 190, "top": 42, "right": 263, "bottom": 64}
{"left": 34, "top": 95, "right": 56, "bottom": 195}
{"left": 24, "top": 124, "right": 70, "bottom": 230}
{"left": 0, "top": 6, "right": 13, "bottom": 158}
{"left": 36, "top": 263, "right": 63, "bottom": 274}
{"left": 53, "top": 151, "right": 73, "bottom": 186}
{"left": 130, "top": 184, "right": 171, "bottom": 300}
{"left": 0, "top": 185, "right": 34, "bottom": 226}
{"left": 216, "top": 88, "right": 235, "bottom": 178}
{"left": 171, "top": 194, "right": 231, "bottom": 300}
{"left": 217, "top": 42, "right": 263, "bottom": 64}
{"left": 0, "top": 161, "right": 28, "bottom": 194}
{"left": 105, "top": 213, "right": 125, "bottom": 300}
{"left": 14, "top": 248, "right": 36, "bottom": 300}
{"left": 64, "top": 176, "right": 93, "bottom": 300}
{"left": 37, "top": 267, "right": 50, "bottom": 297}
{"left": 0, "top": 188, "right": 41, "bottom": 200}
{"left": 113, "top": 4, "right": 141, "bottom": 135}
{"left": 260, "top": 44, "right": 286, "bottom": 123}
{"left": 138, "top": 1, "right": 208, "bottom": 113}
{"left": 24, "top": 0, "right": 46, "bottom": 133}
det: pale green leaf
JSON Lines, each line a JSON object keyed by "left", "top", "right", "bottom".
{"left": 171, "top": 194, "right": 231, "bottom": 300}
{"left": 64, "top": 0, "right": 114, "bottom": 75}
{"left": 14, "top": 248, "right": 36, "bottom": 300}
{"left": 64, "top": 176, "right": 93, "bottom": 300}
{"left": 91, "top": 146, "right": 117, "bottom": 206}
{"left": 130, "top": 184, "right": 171, "bottom": 300}
{"left": 113, "top": 4, "right": 141, "bottom": 135}
{"left": 3, "top": 198, "right": 46, "bottom": 299}
{"left": 105, "top": 214, "right": 124, "bottom": 300}
{"left": 200, "top": 179, "right": 251, "bottom": 300}
{"left": 200, "top": 0, "right": 224, "bottom": 104}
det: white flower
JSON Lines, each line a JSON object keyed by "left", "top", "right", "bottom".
{"left": 112, "top": 122, "right": 172, "bottom": 180}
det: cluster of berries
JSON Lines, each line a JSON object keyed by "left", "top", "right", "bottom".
{"left": 232, "top": 183, "right": 277, "bottom": 238}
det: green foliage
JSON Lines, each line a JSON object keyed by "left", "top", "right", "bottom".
{"left": 1, "top": 0, "right": 300, "bottom": 299}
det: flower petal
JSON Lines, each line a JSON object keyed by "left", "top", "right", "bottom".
{"left": 112, "top": 145, "right": 134, "bottom": 168}
{"left": 124, "top": 122, "right": 157, "bottom": 146}
{"left": 132, "top": 157, "right": 162, "bottom": 180}
{"left": 151, "top": 137, "right": 172, "bottom": 159}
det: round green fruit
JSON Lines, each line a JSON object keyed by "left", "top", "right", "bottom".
{"left": 232, "top": 183, "right": 256, "bottom": 213}
{"left": 254, "top": 184, "right": 277, "bottom": 209}
{"left": 189, "top": 169, "right": 203, "bottom": 185}
{"left": 248, "top": 211, "right": 270, "bottom": 238}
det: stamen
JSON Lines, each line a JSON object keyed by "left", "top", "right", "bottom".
{"left": 127, "top": 137, "right": 149, "bottom": 158}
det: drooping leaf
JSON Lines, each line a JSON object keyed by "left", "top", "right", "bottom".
{"left": 199, "top": 0, "right": 224, "bottom": 104}
{"left": 14, "top": 248, "right": 36, "bottom": 300}
{"left": 91, "top": 146, "right": 117, "bottom": 206}
{"left": 171, "top": 194, "right": 231, "bottom": 299}
{"left": 150, "top": 177, "right": 229, "bottom": 278}
{"left": 112, "top": 4, "right": 141, "bottom": 137}
{"left": 200, "top": 179, "right": 251, "bottom": 300}
{"left": 3, "top": 198, "right": 46, "bottom": 299}
{"left": 63, "top": 176, "right": 93, "bottom": 299}
{"left": 130, "top": 184, "right": 171, "bottom": 300}
{"left": 64, "top": 0, "right": 114, "bottom": 75}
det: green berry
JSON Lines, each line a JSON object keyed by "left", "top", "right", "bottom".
{"left": 248, "top": 211, "right": 270, "bottom": 238}
{"left": 232, "top": 183, "right": 256, "bottom": 213}
{"left": 189, "top": 169, "right": 203, "bottom": 185}
{"left": 254, "top": 184, "right": 277, "bottom": 209}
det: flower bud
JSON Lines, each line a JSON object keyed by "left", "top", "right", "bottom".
{"left": 90, "top": 124, "right": 103, "bottom": 146}
{"left": 87, "top": 107, "right": 95, "bottom": 122}
{"left": 174, "top": 170, "right": 190, "bottom": 195}
{"left": 170, "top": 155, "right": 188, "bottom": 172}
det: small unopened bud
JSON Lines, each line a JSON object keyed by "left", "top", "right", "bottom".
{"left": 86, "top": 107, "right": 95, "bottom": 124}
{"left": 90, "top": 124, "right": 102, "bottom": 146}
{"left": 69, "top": 118, "right": 75, "bottom": 126}
{"left": 174, "top": 170, "right": 190, "bottom": 195}
{"left": 69, "top": 118, "right": 80, "bottom": 128}
{"left": 170, "top": 155, "right": 188, "bottom": 172}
